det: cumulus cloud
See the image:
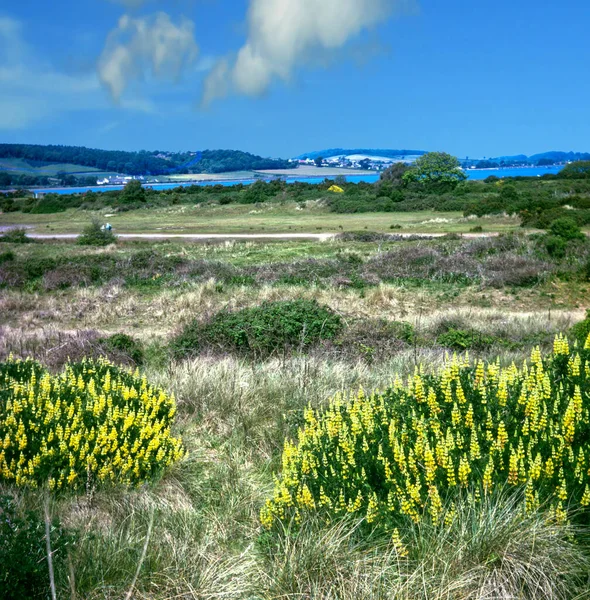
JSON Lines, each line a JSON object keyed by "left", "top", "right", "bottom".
{"left": 201, "top": 0, "right": 405, "bottom": 106}
{"left": 98, "top": 12, "right": 199, "bottom": 101}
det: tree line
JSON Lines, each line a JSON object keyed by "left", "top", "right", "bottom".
{"left": 0, "top": 144, "right": 296, "bottom": 177}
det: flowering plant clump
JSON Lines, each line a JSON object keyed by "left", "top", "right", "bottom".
{"left": 0, "top": 357, "right": 184, "bottom": 491}
{"left": 261, "top": 333, "right": 590, "bottom": 532}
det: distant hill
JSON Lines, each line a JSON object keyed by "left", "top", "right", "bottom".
{"left": 528, "top": 151, "right": 590, "bottom": 163}
{"left": 297, "top": 148, "right": 428, "bottom": 160}
{"left": 0, "top": 144, "right": 295, "bottom": 177}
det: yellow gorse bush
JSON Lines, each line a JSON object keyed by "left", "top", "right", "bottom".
{"left": 262, "top": 333, "right": 590, "bottom": 532}
{"left": 0, "top": 358, "right": 184, "bottom": 491}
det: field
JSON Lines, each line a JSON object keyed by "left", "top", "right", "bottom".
{"left": 0, "top": 203, "right": 524, "bottom": 235}
{"left": 2, "top": 222, "right": 590, "bottom": 599}
{"left": 2, "top": 169, "right": 590, "bottom": 599}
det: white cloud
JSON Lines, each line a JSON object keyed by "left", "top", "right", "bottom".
{"left": 201, "top": 0, "right": 406, "bottom": 106}
{"left": 0, "top": 14, "right": 161, "bottom": 130}
{"left": 98, "top": 12, "right": 199, "bottom": 102}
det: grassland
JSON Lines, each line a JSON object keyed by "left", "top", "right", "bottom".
{"left": 0, "top": 202, "right": 523, "bottom": 235}
{"left": 1, "top": 224, "right": 590, "bottom": 598}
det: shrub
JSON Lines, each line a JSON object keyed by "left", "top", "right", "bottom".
{"left": 172, "top": 300, "right": 343, "bottom": 359}
{"left": 0, "top": 227, "right": 33, "bottom": 244}
{"left": 261, "top": 335, "right": 590, "bottom": 533}
{"left": 0, "top": 250, "right": 15, "bottom": 264}
{"left": 0, "top": 495, "right": 74, "bottom": 600}
{"left": 469, "top": 225, "right": 483, "bottom": 233}
{"left": 0, "top": 358, "right": 184, "bottom": 491}
{"left": 570, "top": 310, "right": 590, "bottom": 346}
{"left": 543, "top": 234, "right": 568, "bottom": 258}
{"left": 98, "top": 333, "right": 144, "bottom": 365}
{"left": 549, "top": 217, "right": 585, "bottom": 241}
{"left": 437, "top": 328, "right": 497, "bottom": 351}
{"left": 78, "top": 220, "right": 116, "bottom": 246}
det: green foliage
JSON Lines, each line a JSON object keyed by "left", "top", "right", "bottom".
{"left": 0, "top": 228, "right": 34, "bottom": 244}
{"left": 172, "top": 300, "right": 343, "bottom": 359}
{"left": 0, "top": 250, "right": 15, "bottom": 264}
{"left": 402, "top": 152, "right": 467, "bottom": 188}
{"left": 78, "top": 220, "right": 116, "bottom": 246}
{"left": 0, "top": 495, "right": 74, "bottom": 600}
{"left": 558, "top": 161, "right": 590, "bottom": 179}
{"left": 437, "top": 328, "right": 497, "bottom": 351}
{"left": 499, "top": 184, "right": 519, "bottom": 203}
{"left": 98, "top": 333, "right": 144, "bottom": 365}
{"left": 548, "top": 217, "right": 585, "bottom": 241}
{"left": 119, "top": 179, "right": 146, "bottom": 204}
{"left": 570, "top": 310, "right": 590, "bottom": 346}
{"left": 378, "top": 162, "right": 409, "bottom": 186}
{"left": 0, "top": 143, "right": 295, "bottom": 177}
{"left": 543, "top": 235, "right": 568, "bottom": 258}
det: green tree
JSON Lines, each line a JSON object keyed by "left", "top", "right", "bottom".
{"left": 379, "top": 162, "right": 409, "bottom": 186}
{"left": 402, "top": 152, "right": 467, "bottom": 188}
{"left": 314, "top": 156, "right": 324, "bottom": 168}
{"left": 120, "top": 179, "right": 146, "bottom": 204}
{"left": 559, "top": 161, "right": 590, "bottom": 179}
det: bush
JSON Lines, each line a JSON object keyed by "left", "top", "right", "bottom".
{"left": 549, "top": 217, "right": 585, "bottom": 241}
{"left": 570, "top": 310, "right": 590, "bottom": 346}
{"left": 543, "top": 234, "right": 568, "bottom": 258}
{"left": 172, "top": 300, "right": 343, "bottom": 359}
{"left": 261, "top": 336, "right": 590, "bottom": 533}
{"left": 0, "top": 495, "right": 74, "bottom": 600}
{"left": 78, "top": 220, "right": 116, "bottom": 246}
{"left": 437, "top": 328, "right": 497, "bottom": 351}
{"left": 98, "top": 333, "right": 144, "bottom": 365}
{"left": 0, "top": 228, "right": 33, "bottom": 244}
{"left": 0, "top": 358, "right": 184, "bottom": 491}
{"left": 0, "top": 250, "right": 15, "bottom": 264}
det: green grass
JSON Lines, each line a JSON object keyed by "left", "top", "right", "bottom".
{"left": 0, "top": 202, "right": 522, "bottom": 234}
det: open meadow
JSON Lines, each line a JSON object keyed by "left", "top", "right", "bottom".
{"left": 2, "top": 168, "right": 590, "bottom": 599}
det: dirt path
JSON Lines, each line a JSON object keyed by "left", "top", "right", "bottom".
{"left": 23, "top": 231, "right": 504, "bottom": 241}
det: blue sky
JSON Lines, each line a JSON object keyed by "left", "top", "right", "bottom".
{"left": 1, "top": 0, "right": 589, "bottom": 158}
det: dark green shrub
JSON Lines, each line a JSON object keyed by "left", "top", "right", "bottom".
{"left": 499, "top": 184, "right": 519, "bottom": 203}
{"left": 98, "top": 333, "right": 144, "bottom": 365}
{"left": 570, "top": 310, "right": 590, "bottom": 346}
{"left": 0, "top": 250, "right": 15, "bottom": 264}
{"left": 549, "top": 217, "right": 585, "bottom": 241}
{"left": 585, "top": 258, "right": 590, "bottom": 282}
{"left": 437, "top": 328, "right": 496, "bottom": 351}
{"left": 78, "top": 221, "right": 116, "bottom": 246}
{"left": 22, "top": 256, "right": 58, "bottom": 279}
{"left": 0, "top": 495, "right": 74, "bottom": 600}
{"left": 470, "top": 225, "right": 483, "bottom": 233}
{"left": 0, "top": 228, "right": 33, "bottom": 244}
{"left": 543, "top": 235, "right": 568, "bottom": 258}
{"left": 172, "top": 299, "right": 343, "bottom": 359}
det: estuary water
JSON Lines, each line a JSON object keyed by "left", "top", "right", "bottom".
{"left": 33, "top": 165, "right": 564, "bottom": 196}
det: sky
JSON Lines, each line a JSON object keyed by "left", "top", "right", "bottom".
{"left": 0, "top": 0, "right": 589, "bottom": 158}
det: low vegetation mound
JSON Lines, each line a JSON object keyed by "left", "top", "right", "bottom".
{"left": 172, "top": 299, "right": 343, "bottom": 359}
{"left": 261, "top": 334, "right": 590, "bottom": 533}
{"left": 0, "top": 358, "right": 184, "bottom": 491}
{"left": 0, "top": 227, "right": 33, "bottom": 244}
{"left": 77, "top": 220, "right": 116, "bottom": 246}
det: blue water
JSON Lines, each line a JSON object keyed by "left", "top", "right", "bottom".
{"left": 32, "top": 165, "right": 564, "bottom": 196}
